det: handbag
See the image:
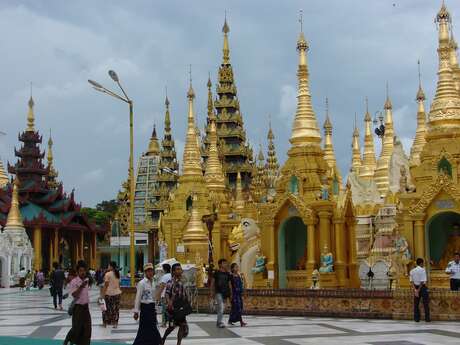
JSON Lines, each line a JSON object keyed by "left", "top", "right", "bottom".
{"left": 68, "top": 299, "right": 76, "bottom": 316}
{"left": 173, "top": 297, "right": 193, "bottom": 320}
{"left": 98, "top": 298, "right": 107, "bottom": 312}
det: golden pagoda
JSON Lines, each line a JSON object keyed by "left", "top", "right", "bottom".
{"left": 374, "top": 85, "right": 395, "bottom": 197}
{"left": 398, "top": 2, "right": 460, "bottom": 288}
{"left": 203, "top": 17, "right": 254, "bottom": 187}
{"left": 257, "top": 18, "right": 358, "bottom": 289}
{"left": 351, "top": 116, "right": 362, "bottom": 174}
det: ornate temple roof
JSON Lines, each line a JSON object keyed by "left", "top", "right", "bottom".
{"left": 0, "top": 98, "right": 102, "bottom": 233}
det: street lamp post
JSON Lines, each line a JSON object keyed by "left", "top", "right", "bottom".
{"left": 88, "top": 71, "right": 136, "bottom": 287}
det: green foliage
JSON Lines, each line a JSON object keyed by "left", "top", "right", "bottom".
{"left": 81, "top": 199, "right": 119, "bottom": 226}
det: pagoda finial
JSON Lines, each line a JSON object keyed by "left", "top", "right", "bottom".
{"left": 165, "top": 86, "right": 170, "bottom": 106}
{"left": 207, "top": 74, "right": 215, "bottom": 120}
{"left": 299, "top": 9, "right": 303, "bottom": 33}
{"left": 204, "top": 118, "right": 225, "bottom": 189}
{"left": 222, "top": 13, "right": 230, "bottom": 64}
{"left": 428, "top": 0, "right": 460, "bottom": 130}
{"left": 416, "top": 60, "right": 426, "bottom": 101}
{"left": 323, "top": 97, "right": 332, "bottom": 130}
{"left": 290, "top": 11, "right": 321, "bottom": 147}
{"left": 351, "top": 118, "right": 362, "bottom": 173}
{"left": 360, "top": 97, "right": 377, "bottom": 179}
{"left": 384, "top": 82, "right": 392, "bottom": 110}
{"left": 187, "top": 64, "right": 195, "bottom": 99}
{"left": 410, "top": 60, "right": 428, "bottom": 166}
{"left": 47, "top": 129, "right": 54, "bottom": 165}
{"left": 322, "top": 98, "right": 340, "bottom": 181}
{"left": 26, "top": 84, "right": 35, "bottom": 132}
{"left": 182, "top": 71, "right": 202, "bottom": 177}
{"left": 5, "top": 178, "right": 24, "bottom": 229}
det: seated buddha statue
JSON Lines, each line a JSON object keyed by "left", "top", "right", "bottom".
{"left": 319, "top": 245, "right": 334, "bottom": 273}
{"left": 252, "top": 248, "right": 266, "bottom": 274}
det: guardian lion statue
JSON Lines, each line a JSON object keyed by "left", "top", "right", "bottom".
{"left": 228, "top": 218, "right": 261, "bottom": 288}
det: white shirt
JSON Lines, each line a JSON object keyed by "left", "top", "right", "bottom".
{"left": 160, "top": 273, "right": 171, "bottom": 298}
{"left": 409, "top": 265, "right": 427, "bottom": 285}
{"left": 18, "top": 270, "right": 27, "bottom": 278}
{"left": 133, "top": 277, "right": 156, "bottom": 313}
{"left": 445, "top": 260, "right": 460, "bottom": 279}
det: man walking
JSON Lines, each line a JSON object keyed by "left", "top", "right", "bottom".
{"left": 210, "top": 258, "right": 231, "bottom": 328}
{"left": 445, "top": 252, "right": 460, "bottom": 291}
{"left": 50, "top": 262, "right": 65, "bottom": 310}
{"left": 409, "top": 258, "right": 430, "bottom": 322}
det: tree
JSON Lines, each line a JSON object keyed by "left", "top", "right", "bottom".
{"left": 82, "top": 199, "right": 119, "bottom": 226}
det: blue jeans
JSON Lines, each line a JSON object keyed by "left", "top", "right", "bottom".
{"left": 216, "top": 293, "right": 225, "bottom": 325}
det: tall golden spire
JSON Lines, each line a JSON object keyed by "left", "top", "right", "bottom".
{"left": 322, "top": 98, "right": 336, "bottom": 169}
{"left": 449, "top": 30, "right": 460, "bottom": 93}
{"left": 266, "top": 118, "right": 280, "bottom": 189}
{"left": 360, "top": 97, "right": 377, "bottom": 179}
{"left": 207, "top": 75, "right": 216, "bottom": 121}
{"left": 26, "top": 95, "right": 35, "bottom": 132}
{"left": 351, "top": 115, "right": 362, "bottom": 173}
{"left": 222, "top": 13, "right": 230, "bottom": 64}
{"left": 5, "top": 178, "right": 24, "bottom": 228}
{"left": 181, "top": 70, "right": 203, "bottom": 177}
{"left": 47, "top": 129, "right": 59, "bottom": 188}
{"left": 204, "top": 119, "right": 225, "bottom": 190}
{"left": 146, "top": 124, "right": 160, "bottom": 156}
{"left": 428, "top": 2, "right": 460, "bottom": 131}
{"left": 289, "top": 11, "right": 321, "bottom": 147}
{"left": 0, "top": 158, "right": 8, "bottom": 187}
{"left": 374, "top": 84, "right": 396, "bottom": 196}
{"left": 410, "top": 60, "right": 427, "bottom": 166}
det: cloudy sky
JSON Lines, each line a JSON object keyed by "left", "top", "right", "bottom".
{"left": 0, "top": 1, "right": 458, "bottom": 206}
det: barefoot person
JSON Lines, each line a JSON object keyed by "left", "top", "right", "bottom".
{"left": 63, "top": 260, "right": 92, "bottom": 345}
{"left": 157, "top": 263, "right": 172, "bottom": 328}
{"left": 445, "top": 252, "right": 460, "bottom": 291}
{"left": 228, "top": 263, "right": 246, "bottom": 327}
{"left": 133, "top": 263, "right": 161, "bottom": 345}
{"left": 162, "top": 263, "right": 191, "bottom": 345}
{"left": 102, "top": 261, "right": 122, "bottom": 328}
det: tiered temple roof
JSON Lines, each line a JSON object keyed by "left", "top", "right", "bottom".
{"left": 0, "top": 98, "right": 100, "bottom": 234}
{"left": 205, "top": 18, "right": 253, "bottom": 187}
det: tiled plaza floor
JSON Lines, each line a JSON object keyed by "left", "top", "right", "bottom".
{"left": 0, "top": 288, "right": 459, "bottom": 345}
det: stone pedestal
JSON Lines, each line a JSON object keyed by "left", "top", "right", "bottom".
{"left": 319, "top": 272, "right": 338, "bottom": 288}
{"left": 253, "top": 273, "right": 268, "bottom": 289}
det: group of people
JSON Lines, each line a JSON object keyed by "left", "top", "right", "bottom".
{"left": 18, "top": 267, "right": 45, "bottom": 291}
{"left": 58, "top": 258, "right": 246, "bottom": 345}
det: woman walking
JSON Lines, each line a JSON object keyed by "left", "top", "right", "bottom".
{"left": 37, "top": 269, "right": 45, "bottom": 290}
{"left": 132, "top": 263, "right": 161, "bottom": 345}
{"left": 63, "top": 260, "right": 92, "bottom": 345}
{"left": 228, "top": 263, "right": 247, "bottom": 327}
{"left": 162, "top": 263, "right": 191, "bottom": 345}
{"left": 102, "top": 261, "right": 122, "bottom": 328}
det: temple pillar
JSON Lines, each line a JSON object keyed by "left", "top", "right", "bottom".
{"left": 333, "top": 219, "right": 346, "bottom": 286}
{"left": 33, "top": 226, "right": 42, "bottom": 271}
{"left": 403, "top": 218, "right": 414, "bottom": 257}
{"left": 318, "top": 211, "right": 332, "bottom": 253}
{"left": 49, "top": 236, "right": 53, "bottom": 271}
{"left": 413, "top": 215, "right": 425, "bottom": 260}
{"left": 90, "top": 232, "right": 97, "bottom": 269}
{"left": 53, "top": 229, "right": 59, "bottom": 264}
{"left": 306, "top": 220, "right": 316, "bottom": 273}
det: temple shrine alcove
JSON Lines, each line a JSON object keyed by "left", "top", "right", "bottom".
{"left": 427, "top": 211, "right": 460, "bottom": 270}
{"left": 277, "top": 215, "right": 307, "bottom": 288}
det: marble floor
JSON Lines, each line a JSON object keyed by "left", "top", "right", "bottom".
{"left": 0, "top": 287, "right": 459, "bottom": 345}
